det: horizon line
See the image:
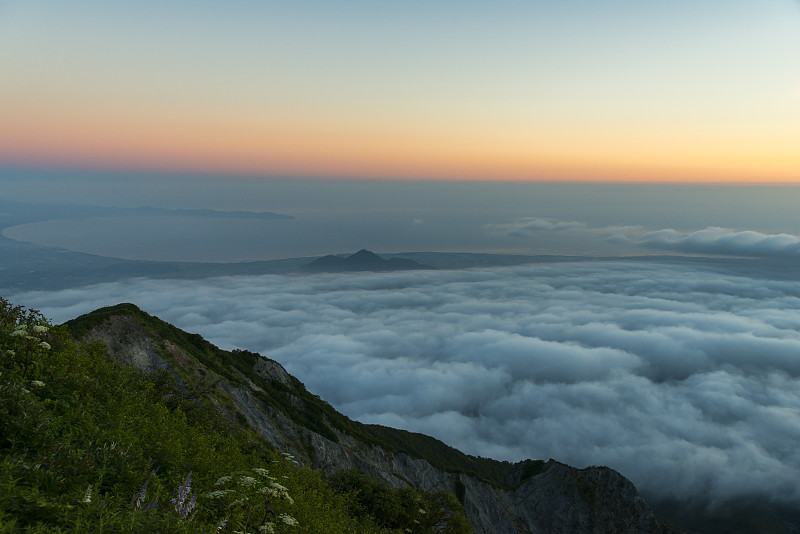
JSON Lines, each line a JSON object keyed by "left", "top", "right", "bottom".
{"left": 2, "top": 161, "right": 799, "bottom": 187}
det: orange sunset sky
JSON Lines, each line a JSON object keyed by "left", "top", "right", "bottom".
{"left": 1, "top": 1, "right": 799, "bottom": 183}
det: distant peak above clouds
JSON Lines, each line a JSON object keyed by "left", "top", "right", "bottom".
{"left": 487, "top": 217, "right": 800, "bottom": 259}
{"left": 305, "top": 250, "right": 436, "bottom": 273}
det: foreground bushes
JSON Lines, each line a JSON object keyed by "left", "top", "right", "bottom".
{"left": 0, "top": 298, "right": 471, "bottom": 533}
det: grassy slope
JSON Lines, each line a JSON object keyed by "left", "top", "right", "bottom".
{"left": 0, "top": 298, "right": 472, "bottom": 533}
{"left": 66, "top": 303, "right": 516, "bottom": 488}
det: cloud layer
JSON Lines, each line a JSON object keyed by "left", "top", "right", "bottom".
{"left": 12, "top": 259, "right": 800, "bottom": 507}
{"left": 487, "top": 217, "right": 800, "bottom": 259}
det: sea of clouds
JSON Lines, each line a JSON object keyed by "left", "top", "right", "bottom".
{"left": 487, "top": 217, "right": 800, "bottom": 258}
{"left": 12, "top": 257, "right": 800, "bottom": 509}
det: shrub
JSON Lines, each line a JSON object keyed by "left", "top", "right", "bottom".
{"left": 0, "top": 298, "right": 404, "bottom": 533}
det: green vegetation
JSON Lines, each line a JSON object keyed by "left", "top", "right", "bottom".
{"left": 1, "top": 298, "right": 472, "bottom": 533}
{"left": 518, "top": 460, "right": 546, "bottom": 484}
{"left": 329, "top": 471, "right": 471, "bottom": 534}
{"left": 67, "top": 303, "right": 516, "bottom": 488}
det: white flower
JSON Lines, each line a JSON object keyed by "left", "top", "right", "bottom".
{"left": 238, "top": 476, "right": 257, "bottom": 487}
{"left": 258, "top": 523, "right": 275, "bottom": 533}
{"left": 269, "top": 482, "right": 288, "bottom": 492}
{"left": 31, "top": 380, "right": 45, "bottom": 388}
{"left": 260, "top": 487, "right": 279, "bottom": 498}
{"left": 278, "top": 513, "right": 298, "bottom": 526}
{"left": 215, "top": 475, "right": 232, "bottom": 486}
{"left": 281, "top": 452, "right": 299, "bottom": 464}
{"left": 38, "top": 342, "right": 51, "bottom": 351}
{"left": 10, "top": 330, "right": 26, "bottom": 337}
{"left": 206, "top": 490, "right": 233, "bottom": 499}
{"left": 253, "top": 467, "right": 270, "bottom": 477}
{"left": 33, "top": 325, "right": 49, "bottom": 334}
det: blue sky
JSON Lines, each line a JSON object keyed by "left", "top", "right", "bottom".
{"left": 2, "top": 0, "right": 799, "bottom": 181}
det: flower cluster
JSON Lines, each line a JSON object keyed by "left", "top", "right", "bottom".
{"left": 206, "top": 466, "right": 297, "bottom": 533}
{"left": 10, "top": 324, "right": 49, "bottom": 344}
{"left": 238, "top": 476, "right": 258, "bottom": 487}
{"left": 3, "top": 320, "right": 52, "bottom": 379}
{"left": 261, "top": 481, "right": 293, "bottom": 505}
{"left": 278, "top": 513, "right": 298, "bottom": 526}
{"left": 130, "top": 479, "right": 158, "bottom": 511}
{"left": 172, "top": 472, "right": 198, "bottom": 520}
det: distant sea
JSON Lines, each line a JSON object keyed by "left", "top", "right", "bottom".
{"left": 3, "top": 168, "right": 800, "bottom": 261}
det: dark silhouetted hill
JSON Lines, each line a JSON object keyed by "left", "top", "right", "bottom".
{"left": 305, "top": 249, "right": 436, "bottom": 272}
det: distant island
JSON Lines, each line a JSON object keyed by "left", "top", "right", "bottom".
{"left": 0, "top": 200, "right": 293, "bottom": 227}
{"left": 305, "top": 249, "right": 436, "bottom": 272}
{"left": 125, "top": 206, "right": 293, "bottom": 220}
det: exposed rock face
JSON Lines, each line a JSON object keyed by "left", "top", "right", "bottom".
{"left": 84, "top": 315, "right": 169, "bottom": 373}
{"left": 75, "top": 309, "right": 679, "bottom": 534}
{"left": 254, "top": 357, "right": 292, "bottom": 386}
{"left": 503, "top": 462, "right": 669, "bottom": 534}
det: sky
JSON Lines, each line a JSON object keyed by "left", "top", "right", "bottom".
{"left": 2, "top": 0, "right": 800, "bottom": 182}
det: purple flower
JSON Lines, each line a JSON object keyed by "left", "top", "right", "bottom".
{"left": 172, "top": 472, "right": 192, "bottom": 513}
{"left": 172, "top": 473, "right": 197, "bottom": 520}
{"left": 130, "top": 480, "right": 148, "bottom": 508}
{"left": 182, "top": 490, "right": 198, "bottom": 519}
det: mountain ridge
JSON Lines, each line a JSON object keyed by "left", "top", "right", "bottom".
{"left": 65, "top": 302, "right": 680, "bottom": 534}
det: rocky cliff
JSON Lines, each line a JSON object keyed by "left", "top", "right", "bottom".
{"left": 67, "top": 303, "right": 680, "bottom": 534}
